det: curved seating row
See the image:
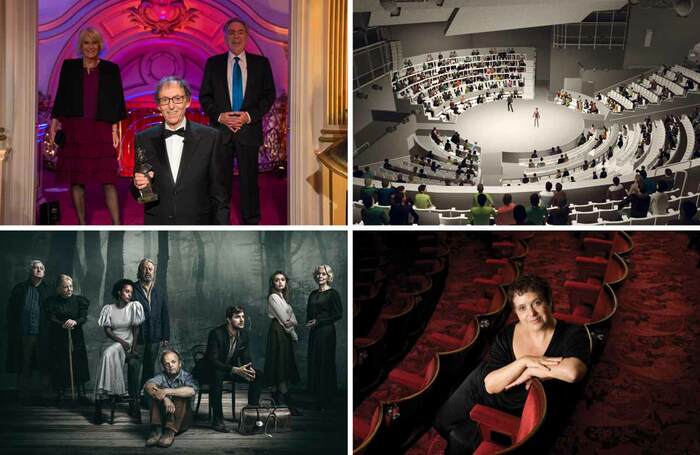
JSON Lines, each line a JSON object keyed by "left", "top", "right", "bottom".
{"left": 354, "top": 235, "right": 528, "bottom": 454}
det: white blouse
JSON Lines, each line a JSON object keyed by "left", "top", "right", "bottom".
{"left": 267, "top": 293, "right": 299, "bottom": 341}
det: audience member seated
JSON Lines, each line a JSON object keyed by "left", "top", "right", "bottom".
{"left": 389, "top": 189, "right": 419, "bottom": 225}
{"left": 606, "top": 176, "right": 627, "bottom": 201}
{"left": 526, "top": 193, "right": 547, "bottom": 225}
{"left": 470, "top": 193, "right": 497, "bottom": 225}
{"left": 472, "top": 183, "right": 494, "bottom": 207}
{"left": 537, "top": 181, "right": 554, "bottom": 208}
{"left": 522, "top": 174, "right": 530, "bottom": 184}
{"left": 649, "top": 182, "right": 669, "bottom": 216}
{"left": 495, "top": 193, "right": 516, "bottom": 225}
{"left": 431, "top": 127, "right": 442, "bottom": 145}
{"left": 619, "top": 185, "right": 651, "bottom": 218}
{"left": 548, "top": 199, "right": 570, "bottom": 225}
{"left": 550, "top": 183, "right": 566, "bottom": 208}
{"left": 434, "top": 275, "right": 590, "bottom": 455}
{"left": 513, "top": 205, "right": 527, "bottom": 225}
{"left": 669, "top": 200, "right": 700, "bottom": 225}
{"left": 352, "top": 165, "right": 363, "bottom": 178}
{"left": 361, "top": 194, "right": 389, "bottom": 225}
{"left": 414, "top": 184, "right": 434, "bottom": 209}
{"left": 359, "top": 178, "right": 376, "bottom": 202}
{"left": 599, "top": 168, "right": 607, "bottom": 179}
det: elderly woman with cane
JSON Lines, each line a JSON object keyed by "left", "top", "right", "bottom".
{"left": 46, "top": 274, "right": 90, "bottom": 403}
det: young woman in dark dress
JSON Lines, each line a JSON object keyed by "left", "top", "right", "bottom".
{"left": 49, "top": 27, "right": 127, "bottom": 224}
{"left": 306, "top": 265, "right": 343, "bottom": 410}
{"left": 434, "top": 275, "right": 590, "bottom": 454}
{"left": 263, "top": 271, "right": 302, "bottom": 415}
{"left": 46, "top": 274, "right": 91, "bottom": 401}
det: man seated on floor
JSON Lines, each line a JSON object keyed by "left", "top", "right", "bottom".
{"left": 144, "top": 350, "right": 197, "bottom": 448}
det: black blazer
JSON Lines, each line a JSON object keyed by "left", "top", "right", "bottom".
{"left": 199, "top": 52, "right": 276, "bottom": 146}
{"left": 51, "top": 59, "right": 127, "bottom": 124}
{"left": 205, "top": 325, "right": 253, "bottom": 374}
{"left": 130, "top": 120, "right": 230, "bottom": 225}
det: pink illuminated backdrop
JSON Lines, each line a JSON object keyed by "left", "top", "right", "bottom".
{"left": 38, "top": 0, "right": 289, "bottom": 172}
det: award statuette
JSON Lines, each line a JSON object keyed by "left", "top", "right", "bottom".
{"left": 135, "top": 146, "right": 158, "bottom": 204}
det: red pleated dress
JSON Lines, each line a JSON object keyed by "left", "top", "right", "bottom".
{"left": 56, "top": 64, "right": 119, "bottom": 185}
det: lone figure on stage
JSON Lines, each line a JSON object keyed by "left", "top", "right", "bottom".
{"left": 533, "top": 107, "right": 540, "bottom": 127}
{"left": 507, "top": 93, "right": 513, "bottom": 112}
{"left": 200, "top": 18, "right": 277, "bottom": 225}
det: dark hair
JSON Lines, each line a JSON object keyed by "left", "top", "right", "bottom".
{"left": 222, "top": 18, "right": 249, "bottom": 33}
{"left": 362, "top": 194, "right": 374, "bottom": 209}
{"left": 513, "top": 205, "right": 527, "bottom": 224}
{"left": 545, "top": 181, "right": 552, "bottom": 191}
{"left": 111, "top": 279, "right": 135, "bottom": 300}
{"left": 680, "top": 200, "right": 697, "bottom": 219}
{"left": 507, "top": 274, "right": 552, "bottom": 309}
{"left": 154, "top": 76, "right": 192, "bottom": 103}
{"left": 268, "top": 271, "right": 289, "bottom": 301}
{"left": 477, "top": 193, "right": 487, "bottom": 206}
{"left": 503, "top": 193, "right": 512, "bottom": 205}
{"left": 613, "top": 176, "right": 620, "bottom": 185}
{"left": 160, "top": 349, "right": 181, "bottom": 366}
{"left": 418, "top": 184, "right": 426, "bottom": 192}
{"left": 226, "top": 305, "right": 245, "bottom": 319}
{"left": 555, "top": 182, "right": 563, "bottom": 192}
{"left": 530, "top": 192, "right": 540, "bottom": 207}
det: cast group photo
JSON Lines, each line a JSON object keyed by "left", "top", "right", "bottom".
{"left": 0, "top": 231, "right": 347, "bottom": 452}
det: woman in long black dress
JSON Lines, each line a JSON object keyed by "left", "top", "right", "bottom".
{"left": 434, "top": 275, "right": 590, "bottom": 454}
{"left": 306, "top": 265, "right": 343, "bottom": 410}
{"left": 263, "top": 271, "right": 302, "bottom": 415}
{"left": 46, "top": 274, "right": 91, "bottom": 401}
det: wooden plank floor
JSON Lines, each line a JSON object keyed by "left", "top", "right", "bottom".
{"left": 0, "top": 391, "right": 346, "bottom": 454}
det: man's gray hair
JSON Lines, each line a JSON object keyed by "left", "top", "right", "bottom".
{"left": 222, "top": 18, "right": 249, "bottom": 33}
{"left": 154, "top": 76, "right": 192, "bottom": 103}
{"left": 30, "top": 259, "right": 44, "bottom": 270}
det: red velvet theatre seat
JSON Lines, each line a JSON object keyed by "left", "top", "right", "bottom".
{"left": 388, "top": 355, "right": 439, "bottom": 393}
{"left": 353, "top": 405, "right": 382, "bottom": 453}
{"left": 469, "top": 378, "right": 547, "bottom": 454}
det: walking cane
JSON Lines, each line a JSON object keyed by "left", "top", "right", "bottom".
{"left": 68, "top": 328, "right": 75, "bottom": 401}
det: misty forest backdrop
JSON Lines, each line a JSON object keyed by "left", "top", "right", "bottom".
{"left": 0, "top": 231, "right": 347, "bottom": 392}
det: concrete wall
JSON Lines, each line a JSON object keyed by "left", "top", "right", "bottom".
{"left": 624, "top": 4, "right": 700, "bottom": 68}
{"left": 387, "top": 24, "right": 553, "bottom": 83}
{"left": 579, "top": 68, "right": 644, "bottom": 94}
{"left": 355, "top": 115, "right": 418, "bottom": 166}
{"left": 549, "top": 47, "right": 625, "bottom": 93}
{"left": 354, "top": 73, "right": 398, "bottom": 131}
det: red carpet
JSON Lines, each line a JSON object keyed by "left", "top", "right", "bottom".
{"left": 405, "top": 232, "right": 700, "bottom": 454}
{"left": 40, "top": 170, "right": 288, "bottom": 225}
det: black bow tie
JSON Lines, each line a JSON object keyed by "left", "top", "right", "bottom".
{"left": 164, "top": 128, "right": 185, "bottom": 139}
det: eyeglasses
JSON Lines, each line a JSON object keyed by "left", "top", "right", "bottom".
{"left": 158, "top": 95, "right": 186, "bottom": 106}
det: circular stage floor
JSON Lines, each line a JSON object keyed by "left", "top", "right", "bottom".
{"left": 454, "top": 90, "right": 586, "bottom": 155}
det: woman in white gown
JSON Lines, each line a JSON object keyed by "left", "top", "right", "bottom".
{"left": 94, "top": 279, "right": 145, "bottom": 424}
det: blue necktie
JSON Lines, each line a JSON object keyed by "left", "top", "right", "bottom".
{"left": 231, "top": 56, "right": 243, "bottom": 112}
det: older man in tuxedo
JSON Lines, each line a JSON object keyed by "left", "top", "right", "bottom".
{"left": 132, "top": 77, "right": 229, "bottom": 225}
{"left": 199, "top": 18, "right": 276, "bottom": 225}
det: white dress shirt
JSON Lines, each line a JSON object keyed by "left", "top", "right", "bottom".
{"left": 164, "top": 118, "right": 186, "bottom": 184}
{"left": 227, "top": 50, "right": 248, "bottom": 103}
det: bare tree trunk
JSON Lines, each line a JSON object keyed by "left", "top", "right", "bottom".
{"left": 103, "top": 231, "right": 125, "bottom": 302}
{"left": 82, "top": 232, "right": 104, "bottom": 304}
{"left": 192, "top": 232, "right": 206, "bottom": 305}
{"left": 157, "top": 231, "right": 169, "bottom": 302}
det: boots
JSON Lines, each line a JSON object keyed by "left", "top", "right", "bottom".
{"left": 280, "top": 392, "right": 303, "bottom": 416}
{"left": 93, "top": 399, "right": 105, "bottom": 425}
{"left": 129, "top": 398, "right": 142, "bottom": 423}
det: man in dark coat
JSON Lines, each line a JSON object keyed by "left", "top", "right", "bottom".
{"left": 201, "top": 305, "right": 262, "bottom": 432}
{"left": 132, "top": 258, "right": 170, "bottom": 408}
{"left": 6, "top": 260, "right": 51, "bottom": 400}
{"left": 199, "top": 18, "right": 276, "bottom": 225}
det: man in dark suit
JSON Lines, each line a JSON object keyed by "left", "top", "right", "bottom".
{"left": 132, "top": 76, "right": 230, "bottom": 225}
{"left": 203, "top": 305, "right": 262, "bottom": 432}
{"left": 199, "top": 18, "right": 276, "bottom": 225}
{"left": 132, "top": 258, "right": 170, "bottom": 409}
